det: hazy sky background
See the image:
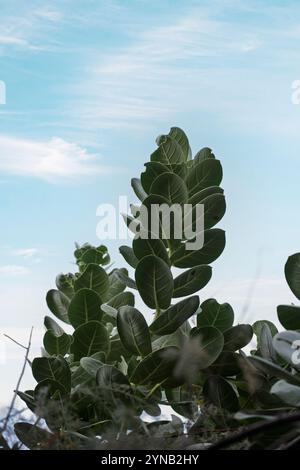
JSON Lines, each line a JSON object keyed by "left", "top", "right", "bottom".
{"left": 1, "top": 0, "right": 300, "bottom": 406}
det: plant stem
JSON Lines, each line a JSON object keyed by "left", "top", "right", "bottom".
{"left": 207, "top": 411, "right": 300, "bottom": 450}
{"left": 145, "top": 381, "right": 165, "bottom": 400}
{"left": 155, "top": 307, "right": 161, "bottom": 319}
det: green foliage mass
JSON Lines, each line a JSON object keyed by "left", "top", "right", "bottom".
{"left": 14, "top": 128, "right": 300, "bottom": 450}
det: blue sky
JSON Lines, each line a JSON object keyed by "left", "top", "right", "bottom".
{"left": 2, "top": 0, "right": 300, "bottom": 405}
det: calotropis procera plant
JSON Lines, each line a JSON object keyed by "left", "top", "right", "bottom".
{"left": 118, "top": 127, "right": 254, "bottom": 420}
{"left": 222, "top": 252, "right": 300, "bottom": 450}
{"left": 14, "top": 243, "right": 147, "bottom": 448}
{"left": 14, "top": 128, "right": 256, "bottom": 450}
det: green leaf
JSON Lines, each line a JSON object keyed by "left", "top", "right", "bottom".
{"left": 34, "top": 378, "right": 68, "bottom": 400}
{"left": 141, "top": 193, "right": 180, "bottom": 241}
{"left": 201, "top": 193, "right": 226, "bottom": 229}
{"left": 183, "top": 193, "right": 226, "bottom": 237}
{"left": 165, "top": 386, "right": 197, "bottom": 420}
{"left": 131, "top": 177, "right": 148, "bottom": 202}
{"left": 74, "top": 264, "right": 109, "bottom": 298}
{"left": 74, "top": 243, "right": 110, "bottom": 266}
{"left": 70, "top": 320, "right": 109, "bottom": 361}
{"left": 106, "top": 268, "right": 130, "bottom": 299}
{"left": 203, "top": 375, "right": 239, "bottom": 412}
{"left": 96, "top": 365, "right": 132, "bottom": 403}
{"left": 71, "top": 366, "right": 92, "bottom": 388}
{"left": 152, "top": 327, "right": 189, "bottom": 349}
{"left": 223, "top": 324, "right": 253, "bottom": 351}
{"left": 285, "top": 253, "right": 300, "bottom": 300}
{"left": 152, "top": 323, "right": 190, "bottom": 351}
{"left": 252, "top": 320, "right": 278, "bottom": 338}
{"left": 168, "top": 127, "right": 191, "bottom": 160}
{"left": 277, "top": 305, "right": 300, "bottom": 330}
{"left": 249, "top": 356, "right": 300, "bottom": 385}
{"left": 173, "top": 265, "right": 212, "bottom": 298}
{"left": 194, "top": 147, "right": 215, "bottom": 163}
{"left": 101, "top": 303, "right": 118, "bottom": 320}
{"left": 273, "top": 330, "right": 300, "bottom": 371}
{"left": 16, "top": 391, "right": 36, "bottom": 413}
{"left": 55, "top": 273, "right": 75, "bottom": 299}
{"left": 117, "top": 306, "right": 152, "bottom": 356}
{"left": 209, "top": 351, "right": 241, "bottom": 377}
{"left": 46, "top": 289, "right": 70, "bottom": 324}
{"left": 186, "top": 159, "right": 222, "bottom": 196}
{"left": 151, "top": 135, "right": 185, "bottom": 165}
{"left": 43, "top": 331, "right": 71, "bottom": 356}
{"left": 258, "top": 324, "right": 277, "bottom": 361}
{"left": 150, "top": 172, "right": 188, "bottom": 204}
{"left": 133, "top": 236, "right": 170, "bottom": 265}
{"left": 81, "top": 248, "right": 109, "bottom": 265}
{"left": 68, "top": 288, "right": 102, "bottom": 328}
{"left": 74, "top": 242, "right": 92, "bottom": 260}
{"left": 131, "top": 347, "right": 179, "bottom": 385}
{"left": 32, "top": 356, "right": 71, "bottom": 391}
{"left": 150, "top": 296, "right": 199, "bottom": 335}
{"left": 14, "top": 423, "right": 53, "bottom": 450}
{"left": 141, "top": 161, "right": 169, "bottom": 193}
{"left": 80, "top": 356, "right": 105, "bottom": 377}
{"left": 107, "top": 335, "right": 132, "bottom": 362}
{"left": 107, "top": 291, "right": 135, "bottom": 309}
{"left": 190, "top": 326, "right": 224, "bottom": 369}
{"left": 197, "top": 299, "right": 234, "bottom": 332}
{"left": 171, "top": 229, "right": 226, "bottom": 268}
{"left": 188, "top": 185, "right": 224, "bottom": 205}
{"left": 122, "top": 213, "right": 141, "bottom": 235}
{"left": 135, "top": 255, "right": 173, "bottom": 309}
{"left": 101, "top": 291, "right": 135, "bottom": 323}
{"left": 119, "top": 246, "right": 139, "bottom": 268}
{"left": 114, "top": 269, "right": 137, "bottom": 289}
{"left": 271, "top": 380, "right": 300, "bottom": 407}
{"left": 44, "top": 316, "right": 64, "bottom": 336}
{"left": 71, "top": 352, "right": 105, "bottom": 387}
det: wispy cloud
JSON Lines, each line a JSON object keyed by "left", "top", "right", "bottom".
{"left": 65, "top": 2, "right": 300, "bottom": 136}
{"left": 0, "top": 265, "right": 30, "bottom": 276}
{"left": 0, "top": 134, "right": 112, "bottom": 181}
{"left": 70, "top": 10, "right": 263, "bottom": 131}
{"left": 33, "top": 8, "right": 63, "bottom": 23}
{"left": 0, "top": 4, "right": 63, "bottom": 54}
{"left": 12, "top": 248, "right": 39, "bottom": 259}
{"left": 0, "top": 35, "right": 29, "bottom": 47}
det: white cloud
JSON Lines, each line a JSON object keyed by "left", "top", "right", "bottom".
{"left": 0, "top": 35, "right": 29, "bottom": 47}
{"left": 12, "top": 248, "right": 39, "bottom": 259}
{"left": 0, "top": 134, "right": 111, "bottom": 181}
{"left": 33, "top": 8, "right": 63, "bottom": 22}
{"left": 67, "top": 3, "right": 300, "bottom": 137}
{"left": 0, "top": 265, "right": 30, "bottom": 276}
{"left": 70, "top": 10, "right": 265, "bottom": 131}
{"left": 0, "top": 4, "right": 63, "bottom": 54}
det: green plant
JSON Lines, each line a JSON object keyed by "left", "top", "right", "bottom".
{"left": 15, "top": 128, "right": 256, "bottom": 449}
{"left": 216, "top": 252, "right": 300, "bottom": 450}
{"left": 118, "top": 127, "right": 254, "bottom": 420}
{"left": 247, "top": 253, "right": 300, "bottom": 407}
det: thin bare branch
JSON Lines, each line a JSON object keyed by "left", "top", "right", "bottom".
{"left": 3, "top": 334, "right": 27, "bottom": 350}
{"left": 1, "top": 327, "right": 33, "bottom": 433}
